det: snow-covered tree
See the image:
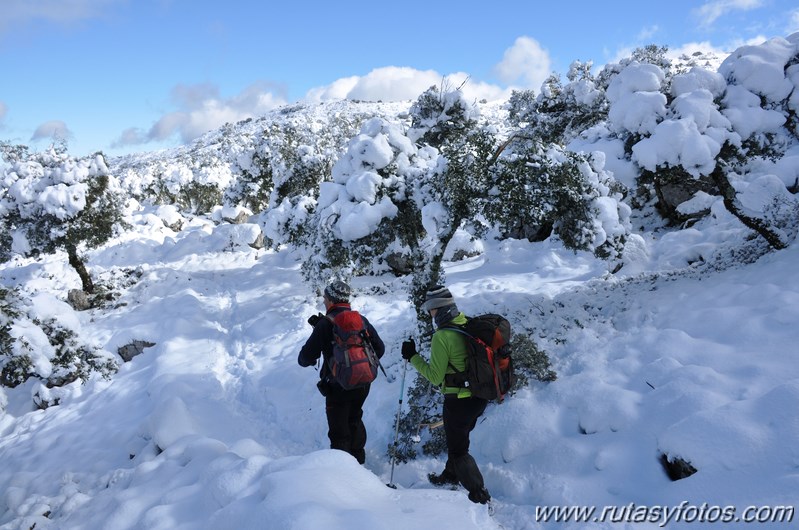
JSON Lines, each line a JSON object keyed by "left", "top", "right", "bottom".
{"left": 509, "top": 60, "right": 607, "bottom": 146}
{"left": 0, "top": 144, "right": 128, "bottom": 293}
{"left": 297, "top": 115, "right": 435, "bottom": 283}
{"left": 404, "top": 86, "right": 496, "bottom": 317}
{"left": 709, "top": 34, "right": 799, "bottom": 248}
{"left": 566, "top": 46, "right": 718, "bottom": 224}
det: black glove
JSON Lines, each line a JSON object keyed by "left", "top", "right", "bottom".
{"left": 307, "top": 313, "right": 324, "bottom": 327}
{"left": 401, "top": 339, "right": 417, "bottom": 361}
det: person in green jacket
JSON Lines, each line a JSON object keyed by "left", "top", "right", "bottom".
{"left": 401, "top": 285, "right": 491, "bottom": 505}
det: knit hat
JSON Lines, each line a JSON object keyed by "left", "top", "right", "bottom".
{"left": 421, "top": 285, "right": 456, "bottom": 312}
{"left": 324, "top": 280, "right": 351, "bottom": 303}
{"left": 423, "top": 285, "right": 460, "bottom": 327}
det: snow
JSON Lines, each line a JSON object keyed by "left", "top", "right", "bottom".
{"left": 606, "top": 63, "right": 667, "bottom": 136}
{"left": 2, "top": 33, "right": 799, "bottom": 530}
{"left": 721, "top": 85, "right": 787, "bottom": 139}
{"left": 1, "top": 201, "right": 798, "bottom": 528}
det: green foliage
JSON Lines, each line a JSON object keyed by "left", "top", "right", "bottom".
{"left": 37, "top": 318, "right": 118, "bottom": 387}
{"left": 405, "top": 86, "right": 498, "bottom": 310}
{"left": 0, "top": 285, "right": 117, "bottom": 392}
{"left": 300, "top": 226, "right": 354, "bottom": 288}
{"left": 0, "top": 287, "right": 21, "bottom": 387}
{"left": 226, "top": 152, "right": 274, "bottom": 212}
{"left": 508, "top": 61, "right": 608, "bottom": 147}
{"left": 510, "top": 334, "right": 557, "bottom": 387}
{"left": 147, "top": 177, "right": 222, "bottom": 215}
{"left": 485, "top": 138, "right": 554, "bottom": 241}
{"left": 548, "top": 155, "right": 599, "bottom": 252}
{"left": 507, "top": 89, "right": 537, "bottom": 127}
{"left": 68, "top": 174, "right": 129, "bottom": 250}
{"left": 177, "top": 182, "right": 223, "bottom": 215}
{"left": 629, "top": 44, "right": 672, "bottom": 73}
{"left": 442, "top": 127, "right": 496, "bottom": 224}
{"left": 272, "top": 125, "right": 333, "bottom": 205}
{"left": 1, "top": 355, "right": 32, "bottom": 388}
{"left": 409, "top": 84, "right": 475, "bottom": 148}
{"left": 489, "top": 145, "right": 606, "bottom": 252}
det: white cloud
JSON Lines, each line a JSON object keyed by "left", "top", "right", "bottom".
{"left": 693, "top": 0, "right": 765, "bottom": 28}
{"left": 347, "top": 67, "right": 443, "bottom": 102}
{"left": 304, "top": 76, "right": 361, "bottom": 101}
{"left": 0, "top": 101, "right": 7, "bottom": 124}
{"left": 303, "top": 66, "right": 512, "bottom": 106}
{"left": 113, "top": 81, "right": 288, "bottom": 147}
{"left": 31, "top": 120, "right": 72, "bottom": 142}
{"left": 637, "top": 25, "right": 660, "bottom": 42}
{"left": 493, "top": 36, "right": 552, "bottom": 91}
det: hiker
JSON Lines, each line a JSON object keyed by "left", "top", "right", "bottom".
{"left": 401, "top": 285, "right": 491, "bottom": 505}
{"left": 299, "top": 280, "right": 385, "bottom": 465}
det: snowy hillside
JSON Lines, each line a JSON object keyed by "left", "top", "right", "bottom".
{"left": 1, "top": 35, "right": 799, "bottom": 529}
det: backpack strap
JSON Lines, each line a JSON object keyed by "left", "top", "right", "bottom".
{"left": 438, "top": 323, "right": 471, "bottom": 389}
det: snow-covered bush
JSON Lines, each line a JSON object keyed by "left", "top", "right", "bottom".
{"left": 0, "top": 288, "right": 117, "bottom": 393}
{"left": 488, "top": 136, "right": 631, "bottom": 262}
{"left": 261, "top": 122, "right": 340, "bottom": 248}
{"left": 141, "top": 159, "right": 230, "bottom": 215}
{"left": 284, "top": 89, "right": 488, "bottom": 288}
{"left": 404, "top": 87, "right": 497, "bottom": 317}
{"left": 568, "top": 37, "right": 799, "bottom": 249}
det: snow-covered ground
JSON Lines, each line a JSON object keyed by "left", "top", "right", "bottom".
{"left": 1, "top": 199, "right": 797, "bottom": 529}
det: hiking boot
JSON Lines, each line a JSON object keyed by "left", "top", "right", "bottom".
{"left": 428, "top": 469, "right": 459, "bottom": 486}
{"left": 467, "top": 486, "right": 491, "bottom": 504}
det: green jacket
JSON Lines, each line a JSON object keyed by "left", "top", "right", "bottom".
{"left": 410, "top": 312, "right": 472, "bottom": 398}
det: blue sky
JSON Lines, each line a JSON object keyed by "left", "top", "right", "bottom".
{"left": 1, "top": 0, "right": 798, "bottom": 158}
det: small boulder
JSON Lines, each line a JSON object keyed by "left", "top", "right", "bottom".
{"left": 118, "top": 340, "right": 156, "bottom": 362}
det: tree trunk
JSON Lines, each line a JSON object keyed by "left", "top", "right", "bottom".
{"left": 709, "top": 162, "right": 787, "bottom": 251}
{"left": 66, "top": 244, "right": 95, "bottom": 293}
{"left": 409, "top": 223, "right": 459, "bottom": 334}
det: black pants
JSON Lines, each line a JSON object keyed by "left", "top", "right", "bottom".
{"left": 442, "top": 394, "right": 488, "bottom": 493}
{"left": 325, "top": 384, "right": 370, "bottom": 464}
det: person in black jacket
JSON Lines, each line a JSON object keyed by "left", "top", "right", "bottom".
{"left": 298, "top": 280, "right": 385, "bottom": 464}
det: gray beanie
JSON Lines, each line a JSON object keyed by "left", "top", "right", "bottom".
{"left": 422, "top": 285, "right": 457, "bottom": 312}
{"left": 324, "top": 280, "right": 351, "bottom": 303}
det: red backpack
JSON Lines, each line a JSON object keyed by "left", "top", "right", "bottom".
{"left": 326, "top": 310, "right": 382, "bottom": 389}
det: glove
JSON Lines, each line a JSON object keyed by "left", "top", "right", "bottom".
{"left": 401, "top": 339, "right": 417, "bottom": 361}
{"left": 307, "top": 313, "right": 323, "bottom": 327}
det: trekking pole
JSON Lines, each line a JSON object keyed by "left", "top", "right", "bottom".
{"left": 387, "top": 358, "right": 408, "bottom": 489}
